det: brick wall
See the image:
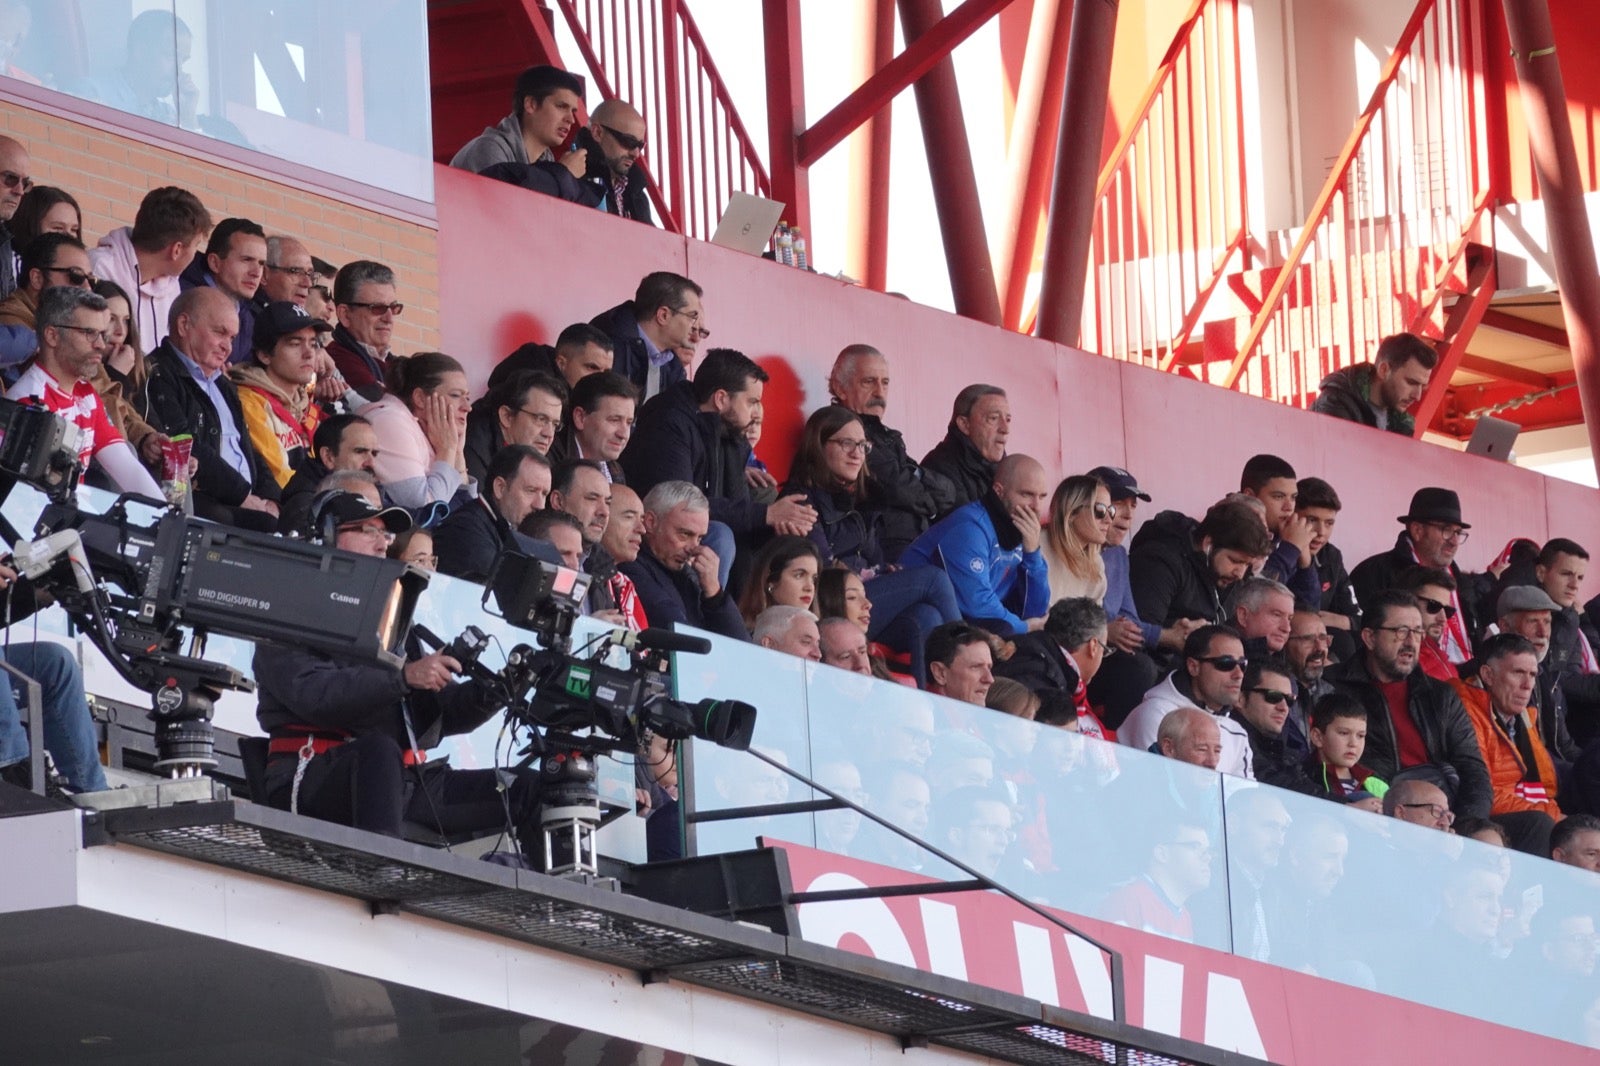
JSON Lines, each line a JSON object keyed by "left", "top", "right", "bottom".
{"left": 0, "top": 98, "right": 440, "bottom": 354}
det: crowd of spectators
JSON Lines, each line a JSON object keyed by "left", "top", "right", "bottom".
{"left": 1, "top": 63, "right": 1599, "bottom": 1047}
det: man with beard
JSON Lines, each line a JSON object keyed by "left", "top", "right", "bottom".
{"left": 1129, "top": 497, "right": 1274, "bottom": 671}
{"left": 1351, "top": 487, "right": 1484, "bottom": 665}
{"left": 1396, "top": 565, "right": 1461, "bottom": 681}
{"left": 622, "top": 347, "right": 815, "bottom": 572}
{"left": 1284, "top": 609, "right": 1334, "bottom": 752}
{"left": 1324, "top": 590, "right": 1490, "bottom": 818}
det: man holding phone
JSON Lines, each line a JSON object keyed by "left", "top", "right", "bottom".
{"left": 572, "top": 100, "right": 654, "bottom": 224}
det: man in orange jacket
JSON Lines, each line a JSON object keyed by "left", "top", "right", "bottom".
{"left": 1450, "top": 632, "right": 1563, "bottom": 857}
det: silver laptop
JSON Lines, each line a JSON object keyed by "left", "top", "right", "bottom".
{"left": 710, "top": 192, "right": 787, "bottom": 255}
{"left": 1465, "top": 415, "right": 1520, "bottom": 461}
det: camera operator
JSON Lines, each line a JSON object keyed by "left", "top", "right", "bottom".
{"left": 252, "top": 490, "right": 541, "bottom": 854}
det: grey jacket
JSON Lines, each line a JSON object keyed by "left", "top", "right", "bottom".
{"left": 450, "top": 113, "right": 550, "bottom": 174}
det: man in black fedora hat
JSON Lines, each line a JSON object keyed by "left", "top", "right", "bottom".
{"left": 1351, "top": 487, "right": 1485, "bottom": 666}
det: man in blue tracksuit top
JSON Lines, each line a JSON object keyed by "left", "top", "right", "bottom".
{"left": 900, "top": 454, "right": 1051, "bottom": 636}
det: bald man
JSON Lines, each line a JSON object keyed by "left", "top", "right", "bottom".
{"left": 0, "top": 135, "right": 32, "bottom": 356}
{"left": 900, "top": 453, "right": 1051, "bottom": 635}
{"left": 575, "top": 99, "right": 654, "bottom": 224}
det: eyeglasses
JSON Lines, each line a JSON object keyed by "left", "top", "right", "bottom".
{"left": 598, "top": 123, "right": 647, "bottom": 153}
{"left": 1399, "top": 801, "right": 1454, "bottom": 825}
{"left": 1249, "top": 687, "right": 1291, "bottom": 705}
{"left": 519, "top": 409, "right": 561, "bottom": 431}
{"left": 1091, "top": 503, "right": 1117, "bottom": 520}
{"left": 43, "top": 266, "right": 98, "bottom": 287}
{"left": 0, "top": 170, "right": 32, "bottom": 193}
{"left": 1417, "top": 596, "right": 1458, "bottom": 619}
{"left": 343, "top": 301, "right": 404, "bottom": 316}
{"left": 1375, "top": 625, "right": 1425, "bottom": 641}
{"left": 670, "top": 307, "right": 701, "bottom": 324}
{"left": 1420, "top": 522, "right": 1470, "bottom": 544}
{"left": 55, "top": 324, "right": 112, "bottom": 344}
{"left": 1195, "top": 654, "right": 1248, "bottom": 672}
{"left": 827, "top": 437, "right": 872, "bottom": 456}
{"left": 340, "top": 523, "right": 394, "bottom": 540}
{"left": 267, "top": 263, "right": 316, "bottom": 280}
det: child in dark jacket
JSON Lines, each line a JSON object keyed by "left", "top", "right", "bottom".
{"left": 1302, "top": 692, "right": 1389, "bottom": 804}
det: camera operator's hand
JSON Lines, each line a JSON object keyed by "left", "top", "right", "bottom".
{"left": 688, "top": 544, "right": 722, "bottom": 597}
{"left": 404, "top": 651, "right": 461, "bottom": 692}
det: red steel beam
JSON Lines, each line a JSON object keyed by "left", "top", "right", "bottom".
{"left": 763, "top": 0, "right": 811, "bottom": 235}
{"left": 1035, "top": 0, "right": 1119, "bottom": 344}
{"left": 1477, "top": 307, "right": 1570, "bottom": 348}
{"left": 797, "top": 0, "right": 1017, "bottom": 168}
{"left": 897, "top": 0, "right": 1003, "bottom": 324}
{"left": 1457, "top": 353, "right": 1556, "bottom": 389}
{"left": 861, "top": 0, "right": 896, "bottom": 291}
{"left": 1502, "top": 0, "right": 1600, "bottom": 483}
{"left": 999, "top": 0, "right": 1072, "bottom": 328}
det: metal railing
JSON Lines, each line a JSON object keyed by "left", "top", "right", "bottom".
{"left": 1076, "top": 0, "right": 1248, "bottom": 370}
{"left": 1220, "top": 0, "right": 1490, "bottom": 404}
{"left": 551, "top": 0, "right": 771, "bottom": 239}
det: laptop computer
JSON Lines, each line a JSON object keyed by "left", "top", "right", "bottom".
{"left": 710, "top": 192, "right": 787, "bottom": 255}
{"left": 1465, "top": 415, "right": 1520, "bottom": 461}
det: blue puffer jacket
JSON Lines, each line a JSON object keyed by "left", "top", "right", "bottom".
{"left": 899, "top": 494, "right": 1048, "bottom": 634}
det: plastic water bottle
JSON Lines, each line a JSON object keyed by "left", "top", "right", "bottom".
{"left": 792, "top": 228, "right": 809, "bottom": 271}
{"left": 775, "top": 221, "right": 794, "bottom": 266}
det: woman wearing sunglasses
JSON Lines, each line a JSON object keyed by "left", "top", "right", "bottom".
{"left": 1042, "top": 474, "right": 1113, "bottom": 604}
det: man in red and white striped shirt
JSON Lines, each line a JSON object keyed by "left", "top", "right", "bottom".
{"left": 6, "top": 286, "right": 161, "bottom": 498}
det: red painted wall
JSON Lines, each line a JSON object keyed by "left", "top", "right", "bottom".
{"left": 436, "top": 163, "right": 1600, "bottom": 587}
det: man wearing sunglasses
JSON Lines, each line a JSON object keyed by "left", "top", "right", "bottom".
{"left": 1231, "top": 658, "right": 1318, "bottom": 792}
{"left": 0, "top": 134, "right": 28, "bottom": 305}
{"left": 1351, "top": 486, "right": 1485, "bottom": 666}
{"left": 0, "top": 232, "right": 93, "bottom": 332}
{"left": 1120, "top": 623, "right": 1255, "bottom": 779}
{"left": 1395, "top": 565, "right": 1461, "bottom": 682}
{"left": 570, "top": 99, "right": 654, "bottom": 225}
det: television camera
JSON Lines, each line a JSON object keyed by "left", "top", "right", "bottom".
{"left": 0, "top": 398, "right": 756, "bottom": 876}
{"left": 424, "top": 548, "right": 756, "bottom": 875}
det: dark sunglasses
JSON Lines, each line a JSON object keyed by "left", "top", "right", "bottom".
{"left": 1417, "top": 596, "right": 1457, "bottom": 619}
{"left": 342, "top": 300, "right": 404, "bottom": 316}
{"left": 1196, "top": 654, "right": 1248, "bottom": 672}
{"left": 599, "top": 123, "right": 646, "bottom": 153}
{"left": 1091, "top": 503, "right": 1117, "bottom": 520}
{"left": 44, "top": 265, "right": 98, "bottom": 287}
{"left": 1249, "top": 687, "right": 1291, "bottom": 704}
{"left": 0, "top": 170, "right": 33, "bottom": 193}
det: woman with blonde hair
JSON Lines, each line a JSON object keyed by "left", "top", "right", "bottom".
{"left": 1042, "top": 474, "right": 1113, "bottom": 603}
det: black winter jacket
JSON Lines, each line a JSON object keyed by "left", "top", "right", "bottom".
{"left": 783, "top": 482, "right": 884, "bottom": 572}
{"left": 138, "top": 338, "right": 280, "bottom": 508}
{"left": 994, "top": 631, "right": 1076, "bottom": 697}
{"left": 1349, "top": 532, "right": 1485, "bottom": 640}
{"left": 277, "top": 455, "right": 330, "bottom": 535}
{"left": 855, "top": 409, "right": 958, "bottom": 561}
{"left": 1323, "top": 654, "right": 1491, "bottom": 818}
{"left": 920, "top": 426, "right": 994, "bottom": 517}
{"left": 619, "top": 545, "right": 748, "bottom": 641}
{"left": 621, "top": 380, "right": 764, "bottom": 534}
{"left": 590, "top": 302, "right": 688, "bottom": 397}
{"left": 463, "top": 402, "right": 505, "bottom": 488}
{"left": 254, "top": 636, "right": 498, "bottom": 746}
{"left": 1310, "top": 363, "right": 1414, "bottom": 435}
{"left": 1128, "top": 510, "right": 1228, "bottom": 632}
{"left": 1230, "top": 711, "right": 1320, "bottom": 794}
